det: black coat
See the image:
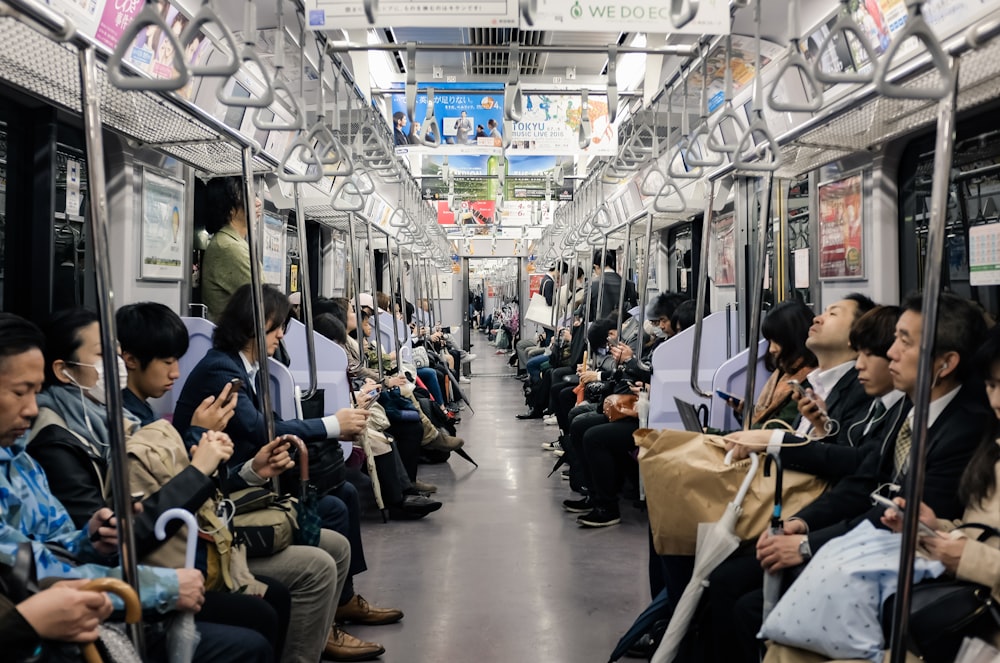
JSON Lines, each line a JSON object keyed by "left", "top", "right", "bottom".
{"left": 589, "top": 271, "right": 637, "bottom": 320}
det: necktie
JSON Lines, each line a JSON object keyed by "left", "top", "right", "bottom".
{"left": 862, "top": 399, "right": 888, "bottom": 436}
{"left": 893, "top": 418, "right": 913, "bottom": 476}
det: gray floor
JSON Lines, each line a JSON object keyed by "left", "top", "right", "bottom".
{"left": 348, "top": 339, "right": 651, "bottom": 662}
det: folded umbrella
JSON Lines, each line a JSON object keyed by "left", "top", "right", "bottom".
{"left": 608, "top": 587, "right": 672, "bottom": 662}
{"left": 155, "top": 508, "right": 202, "bottom": 663}
{"left": 285, "top": 435, "right": 322, "bottom": 545}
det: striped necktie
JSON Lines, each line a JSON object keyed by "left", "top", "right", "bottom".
{"left": 893, "top": 418, "right": 913, "bottom": 476}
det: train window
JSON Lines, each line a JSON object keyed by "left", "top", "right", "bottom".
{"left": 667, "top": 223, "right": 694, "bottom": 296}
{"left": 222, "top": 83, "right": 250, "bottom": 130}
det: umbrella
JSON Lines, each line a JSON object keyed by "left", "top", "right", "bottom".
{"left": 356, "top": 426, "right": 389, "bottom": 522}
{"left": 650, "top": 452, "right": 760, "bottom": 663}
{"left": 154, "top": 508, "right": 201, "bottom": 663}
{"left": 79, "top": 577, "right": 142, "bottom": 663}
{"left": 285, "top": 436, "right": 322, "bottom": 545}
{"left": 608, "top": 587, "right": 672, "bottom": 662}
{"left": 761, "top": 451, "right": 784, "bottom": 622}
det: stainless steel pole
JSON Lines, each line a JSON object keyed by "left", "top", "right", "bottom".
{"left": 364, "top": 221, "right": 386, "bottom": 380}
{"left": 294, "top": 184, "right": 318, "bottom": 399}
{"left": 615, "top": 222, "right": 634, "bottom": 339}
{"left": 384, "top": 233, "right": 402, "bottom": 356}
{"left": 637, "top": 214, "right": 655, "bottom": 354}
{"left": 690, "top": 179, "right": 718, "bottom": 398}
{"left": 346, "top": 213, "right": 369, "bottom": 370}
{"left": 741, "top": 175, "right": 774, "bottom": 431}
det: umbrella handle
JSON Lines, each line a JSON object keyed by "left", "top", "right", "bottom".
{"left": 733, "top": 452, "right": 759, "bottom": 506}
{"left": 764, "top": 451, "right": 783, "bottom": 516}
{"left": 284, "top": 435, "right": 309, "bottom": 483}
{"left": 79, "top": 577, "right": 142, "bottom": 663}
{"left": 154, "top": 508, "right": 198, "bottom": 569}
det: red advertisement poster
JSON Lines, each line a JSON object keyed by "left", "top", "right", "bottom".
{"left": 529, "top": 273, "right": 546, "bottom": 297}
{"left": 818, "top": 174, "right": 864, "bottom": 279}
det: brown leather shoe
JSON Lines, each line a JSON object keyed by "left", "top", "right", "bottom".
{"left": 425, "top": 432, "right": 465, "bottom": 452}
{"left": 335, "top": 594, "right": 404, "bottom": 626}
{"left": 413, "top": 479, "right": 438, "bottom": 493}
{"left": 324, "top": 626, "right": 385, "bottom": 661}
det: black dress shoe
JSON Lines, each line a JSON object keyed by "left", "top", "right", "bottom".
{"left": 388, "top": 495, "right": 443, "bottom": 520}
{"left": 515, "top": 411, "right": 544, "bottom": 420}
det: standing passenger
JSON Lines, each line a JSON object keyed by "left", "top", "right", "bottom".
{"left": 200, "top": 176, "right": 262, "bottom": 322}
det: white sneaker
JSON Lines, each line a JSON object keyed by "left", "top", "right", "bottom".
{"left": 462, "top": 353, "right": 478, "bottom": 363}
{"left": 541, "top": 441, "right": 557, "bottom": 450}
{"left": 543, "top": 415, "right": 558, "bottom": 426}
{"left": 553, "top": 449, "right": 565, "bottom": 457}
{"left": 459, "top": 376, "right": 472, "bottom": 384}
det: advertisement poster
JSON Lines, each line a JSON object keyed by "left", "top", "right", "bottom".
{"left": 530, "top": 0, "right": 729, "bottom": 34}
{"left": 304, "top": 0, "right": 518, "bottom": 30}
{"left": 122, "top": 2, "right": 213, "bottom": 100}
{"left": 505, "top": 155, "right": 575, "bottom": 201}
{"left": 711, "top": 213, "right": 736, "bottom": 286}
{"left": 969, "top": 224, "right": 1000, "bottom": 286}
{"left": 506, "top": 94, "right": 618, "bottom": 156}
{"left": 818, "top": 173, "right": 864, "bottom": 279}
{"left": 421, "top": 155, "right": 496, "bottom": 201}
{"left": 392, "top": 85, "right": 504, "bottom": 154}
{"left": 263, "top": 212, "right": 286, "bottom": 290}
{"left": 436, "top": 200, "right": 496, "bottom": 232}
{"left": 529, "top": 273, "right": 546, "bottom": 298}
{"left": 140, "top": 169, "right": 186, "bottom": 281}
{"left": 687, "top": 35, "right": 785, "bottom": 113}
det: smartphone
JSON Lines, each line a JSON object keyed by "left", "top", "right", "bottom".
{"left": 716, "top": 389, "right": 742, "bottom": 404}
{"left": 870, "top": 493, "right": 940, "bottom": 538}
{"left": 362, "top": 389, "right": 381, "bottom": 409}
{"left": 224, "top": 378, "right": 243, "bottom": 405}
{"left": 787, "top": 379, "right": 807, "bottom": 399}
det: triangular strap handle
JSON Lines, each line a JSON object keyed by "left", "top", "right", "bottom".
{"left": 670, "top": 0, "right": 699, "bottom": 29}
{"left": 813, "top": 8, "right": 877, "bottom": 85}
{"left": 277, "top": 137, "right": 323, "bottom": 183}
{"left": 505, "top": 43, "right": 524, "bottom": 122}
{"left": 352, "top": 171, "right": 376, "bottom": 196}
{"left": 875, "top": 4, "right": 953, "bottom": 100}
{"left": 388, "top": 208, "right": 411, "bottom": 228}
{"left": 254, "top": 78, "right": 306, "bottom": 131}
{"left": 768, "top": 47, "right": 824, "bottom": 112}
{"left": 216, "top": 48, "right": 275, "bottom": 108}
{"left": 653, "top": 178, "right": 688, "bottom": 214}
{"left": 420, "top": 89, "right": 440, "bottom": 147}
{"left": 578, "top": 90, "right": 592, "bottom": 150}
{"left": 181, "top": 1, "right": 240, "bottom": 77}
{"left": 639, "top": 165, "right": 667, "bottom": 197}
{"left": 594, "top": 204, "right": 613, "bottom": 228}
{"left": 686, "top": 121, "right": 724, "bottom": 167}
{"left": 308, "top": 121, "right": 343, "bottom": 165}
{"left": 706, "top": 103, "right": 745, "bottom": 154}
{"left": 321, "top": 136, "right": 354, "bottom": 177}
{"left": 331, "top": 180, "right": 365, "bottom": 212}
{"left": 733, "top": 115, "right": 783, "bottom": 172}
{"left": 668, "top": 140, "right": 702, "bottom": 180}
{"left": 108, "top": 1, "right": 190, "bottom": 91}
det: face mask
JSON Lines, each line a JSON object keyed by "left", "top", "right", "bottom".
{"left": 66, "top": 356, "right": 128, "bottom": 405}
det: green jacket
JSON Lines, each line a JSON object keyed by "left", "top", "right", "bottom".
{"left": 202, "top": 224, "right": 251, "bottom": 322}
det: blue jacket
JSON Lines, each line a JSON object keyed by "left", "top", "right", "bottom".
{"left": 0, "top": 435, "right": 179, "bottom": 613}
{"left": 172, "top": 348, "right": 327, "bottom": 465}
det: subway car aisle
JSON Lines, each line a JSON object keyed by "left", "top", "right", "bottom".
{"left": 354, "top": 341, "right": 650, "bottom": 661}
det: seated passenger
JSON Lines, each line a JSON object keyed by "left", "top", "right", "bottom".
{"left": 703, "top": 293, "right": 991, "bottom": 663}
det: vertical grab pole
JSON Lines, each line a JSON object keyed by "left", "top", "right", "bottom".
{"left": 365, "top": 221, "right": 386, "bottom": 380}
{"left": 385, "top": 233, "right": 402, "bottom": 356}
{"left": 78, "top": 45, "right": 143, "bottom": 651}
{"left": 889, "top": 58, "right": 960, "bottom": 663}
{"left": 294, "top": 184, "right": 318, "bottom": 399}
{"left": 636, "top": 214, "right": 655, "bottom": 356}
{"left": 741, "top": 175, "right": 774, "bottom": 431}
{"left": 424, "top": 259, "right": 437, "bottom": 327}
{"left": 615, "top": 222, "right": 634, "bottom": 339}
{"left": 346, "top": 213, "right": 369, "bottom": 370}
{"left": 433, "top": 260, "right": 444, "bottom": 327}
{"left": 595, "top": 234, "right": 610, "bottom": 321}
{"left": 690, "top": 179, "right": 717, "bottom": 398}
{"left": 243, "top": 151, "right": 276, "bottom": 442}
{"left": 582, "top": 247, "right": 597, "bottom": 366}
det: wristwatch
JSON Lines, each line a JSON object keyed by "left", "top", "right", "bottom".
{"left": 798, "top": 536, "right": 812, "bottom": 560}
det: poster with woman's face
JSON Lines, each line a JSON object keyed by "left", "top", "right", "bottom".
{"left": 818, "top": 173, "right": 864, "bottom": 279}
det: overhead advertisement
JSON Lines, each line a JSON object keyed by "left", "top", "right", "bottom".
{"left": 420, "top": 155, "right": 497, "bottom": 201}
{"left": 507, "top": 94, "right": 618, "bottom": 156}
{"left": 436, "top": 200, "right": 497, "bottom": 234}
{"left": 391, "top": 85, "right": 504, "bottom": 156}
{"left": 687, "top": 36, "right": 785, "bottom": 113}
{"left": 528, "top": 0, "right": 729, "bottom": 34}
{"left": 304, "top": 0, "right": 518, "bottom": 29}
{"left": 45, "top": 0, "right": 143, "bottom": 51}
{"left": 505, "top": 155, "right": 575, "bottom": 201}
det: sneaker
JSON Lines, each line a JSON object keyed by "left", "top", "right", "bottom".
{"left": 562, "top": 496, "right": 593, "bottom": 513}
{"left": 577, "top": 507, "right": 621, "bottom": 528}
{"left": 459, "top": 375, "right": 472, "bottom": 383}
{"left": 541, "top": 440, "right": 557, "bottom": 450}
{"left": 560, "top": 470, "right": 570, "bottom": 481}
{"left": 462, "top": 353, "right": 477, "bottom": 363}
{"left": 543, "top": 415, "right": 558, "bottom": 425}
{"left": 553, "top": 449, "right": 565, "bottom": 457}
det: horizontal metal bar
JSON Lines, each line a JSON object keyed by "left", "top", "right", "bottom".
{"left": 326, "top": 42, "right": 698, "bottom": 56}
{"left": 371, "top": 86, "right": 644, "bottom": 97}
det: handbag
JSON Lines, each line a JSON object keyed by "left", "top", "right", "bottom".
{"left": 230, "top": 487, "right": 298, "bottom": 557}
{"left": 880, "top": 523, "right": 1000, "bottom": 663}
{"left": 412, "top": 345, "right": 430, "bottom": 368}
{"left": 603, "top": 394, "right": 639, "bottom": 422}
{"left": 524, "top": 292, "right": 555, "bottom": 329}
{"left": 634, "top": 428, "right": 827, "bottom": 555}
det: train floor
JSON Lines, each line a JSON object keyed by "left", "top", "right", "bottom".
{"left": 352, "top": 332, "right": 650, "bottom": 662}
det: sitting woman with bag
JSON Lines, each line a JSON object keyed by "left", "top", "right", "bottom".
{"left": 761, "top": 324, "right": 1000, "bottom": 663}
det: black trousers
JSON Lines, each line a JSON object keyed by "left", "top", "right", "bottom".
{"left": 198, "top": 577, "right": 291, "bottom": 662}
{"left": 699, "top": 551, "right": 766, "bottom": 663}
{"left": 568, "top": 410, "right": 608, "bottom": 491}
{"left": 581, "top": 418, "right": 640, "bottom": 511}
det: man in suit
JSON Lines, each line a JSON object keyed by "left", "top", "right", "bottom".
{"left": 705, "top": 293, "right": 990, "bottom": 663}
{"left": 392, "top": 112, "right": 408, "bottom": 146}
{"left": 588, "top": 249, "right": 638, "bottom": 321}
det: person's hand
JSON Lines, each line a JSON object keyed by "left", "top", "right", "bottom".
{"left": 879, "top": 498, "right": 938, "bottom": 534}
{"left": 796, "top": 388, "right": 829, "bottom": 433}
{"left": 921, "top": 534, "right": 968, "bottom": 574}
{"left": 189, "top": 430, "right": 235, "bottom": 477}
{"left": 355, "top": 389, "right": 379, "bottom": 410}
{"left": 87, "top": 508, "right": 119, "bottom": 556}
{"left": 335, "top": 408, "right": 370, "bottom": 439}
{"left": 190, "top": 383, "right": 238, "bottom": 432}
{"left": 250, "top": 437, "right": 295, "bottom": 479}
{"left": 174, "top": 568, "right": 205, "bottom": 613}
{"left": 722, "top": 430, "right": 772, "bottom": 461}
{"left": 609, "top": 342, "right": 634, "bottom": 363}
{"left": 385, "top": 375, "right": 408, "bottom": 388}
{"left": 756, "top": 530, "right": 805, "bottom": 573}
{"left": 783, "top": 519, "right": 808, "bottom": 535}
{"left": 16, "top": 580, "right": 114, "bottom": 642}
{"left": 579, "top": 370, "right": 599, "bottom": 385}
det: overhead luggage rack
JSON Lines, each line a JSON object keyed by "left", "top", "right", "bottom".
{"left": 0, "top": 16, "right": 275, "bottom": 176}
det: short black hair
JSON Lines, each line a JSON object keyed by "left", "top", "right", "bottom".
{"left": 671, "top": 300, "right": 697, "bottom": 333}
{"left": 761, "top": 300, "right": 818, "bottom": 373}
{"left": 213, "top": 284, "right": 290, "bottom": 354}
{"left": 557, "top": 261, "right": 570, "bottom": 275}
{"left": 849, "top": 305, "right": 901, "bottom": 358}
{"left": 117, "top": 302, "right": 189, "bottom": 369}
{"left": 314, "top": 313, "right": 347, "bottom": 345}
{"left": 201, "top": 176, "right": 244, "bottom": 234}
{"left": 844, "top": 293, "right": 877, "bottom": 321}
{"left": 593, "top": 249, "right": 617, "bottom": 270}
{"left": 646, "top": 292, "right": 688, "bottom": 322}
{"left": 313, "top": 297, "right": 347, "bottom": 326}
{"left": 902, "top": 292, "right": 987, "bottom": 381}
{"left": 393, "top": 111, "right": 405, "bottom": 124}
{"left": 587, "top": 317, "right": 617, "bottom": 350}
{"left": 0, "top": 313, "right": 45, "bottom": 371}
{"left": 41, "top": 308, "right": 100, "bottom": 386}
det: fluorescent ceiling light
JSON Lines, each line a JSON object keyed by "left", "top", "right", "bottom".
{"left": 619, "top": 34, "right": 647, "bottom": 92}
{"left": 367, "top": 29, "right": 398, "bottom": 90}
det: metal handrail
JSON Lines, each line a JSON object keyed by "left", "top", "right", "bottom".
{"left": 365, "top": 221, "right": 386, "bottom": 380}
{"left": 253, "top": 0, "right": 305, "bottom": 132}
{"left": 635, "top": 213, "right": 654, "bottom": 352}
{"left": 888, "top": 55, "right": 960, "bottom": 663}
{"left": 668, "top": 78, "right": 703, "bottom": 180}
{"left": 706, "top": 34, "right": 745, "bottom": 155}
{"left": 383, "top": 231, "right": 402, "bottom": 359}
{"left": 767, "top": 1, "right": 823, "bottom": 113}
{"left": 181, "top": 0, "right": 240, "bottom": 77}
{"left": 216, "top": 2, "right": 274, "bottom": 108}
{"left": 687, "top": 45, "right": 724, "bottom": 168}
{"left": 614, "top": 220, "right": 633, "bottom": 339}
{"left": 741, "top": 174, "right": 774, "bottom": 430}
{"left": 733, "top": 0, "right": 782, "bottom": 173}
{"left": 78, "top": 43, "right": 143, "bottom": 651}
{"left": 813, "top": 0, "right": 876, "bottom": 85}
{"left": 108, "top": 0, "right": 190, "bottom": 91}
{"left": 689, "top": 177, "right": 717, "bottom": 399}
{"left": 875, "top": 0, "right": 953, "bottom": 100}
{"left": 294, "top": 183, "right": 318, "bottom": 399}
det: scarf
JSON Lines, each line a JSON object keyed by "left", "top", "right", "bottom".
{"left": 752, "top": 363, "right": 814, "bottom": 426}
{"left": 36, "top": 384, "right": 140, "bottom": 461}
